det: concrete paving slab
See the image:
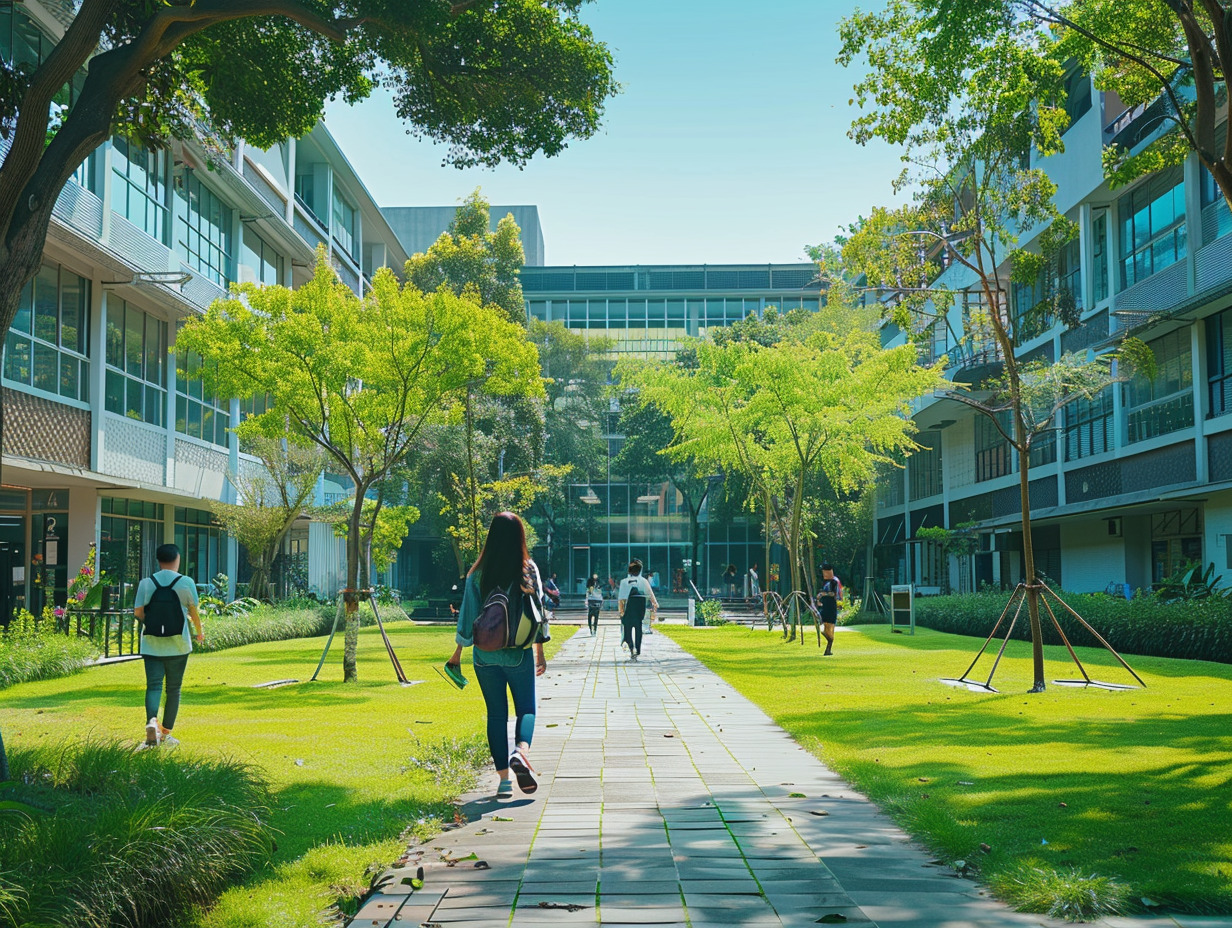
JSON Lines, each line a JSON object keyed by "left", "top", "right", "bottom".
{"left": 346, "top": 625, "right": 1186, "bottom": 928}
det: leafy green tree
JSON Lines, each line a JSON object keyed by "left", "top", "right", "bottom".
{"left": 209, "top": 437, "right": 324, "bottom": 602}
{"left": 176, "top": 252, "right": 542, "bottom": 681}
{"left": 405, "top": 189, "right": 528, "bottom": 324}
{"left": 920, "top": 0, "right": 1232, "bottom": 207}
{"left": 839, "top": 0, "right": 1152, "bottom": 689}
{"left": 623, "top": 312, "right": 948, "bottom": 642}
{"left": 0, "top": 0, "right": 615, "bottom": 488}
{"left": 323, "top": 495, "right": 420, "bottom": 589}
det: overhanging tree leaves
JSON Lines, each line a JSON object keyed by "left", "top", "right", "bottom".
{"left": 922, "top": 1, "right": 1232, "bottom": 208}
{"left": 176, "top": 251, "right": 543, "bottom": 682}
{"left": 839, "top": 0, "right": 1152, "bottom": 690}
{"left": 0, "top": 0, "right": 616, "bottom": 480}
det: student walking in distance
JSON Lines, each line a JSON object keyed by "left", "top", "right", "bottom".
{"left": 133, "top": 544, "right": 204, "bottom": 748}
{"left": 585, "top": 574, "right": 603, "bottom": 635}
{"left": 618, "top": 559, "right": 659, "bottom": 661}
{"left": 449, "top": 513, "right": 549, "bottom": 799}
{"left": 816, "top": 562, "right": 842, "bottom": 656}
{"left": 748, "top": 563, "right": 761, "bottom": 600}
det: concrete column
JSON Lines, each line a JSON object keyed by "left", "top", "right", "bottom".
{"left": 1193, "top": 320, "right": 1208, "bottom": 483}
{"left": 90, "top": 284, "right": 108, "bottom": 473}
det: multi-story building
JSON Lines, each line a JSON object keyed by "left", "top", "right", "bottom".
{"left": 522, "top": 264, "right": 824, "bottom": 595}
{"left": 0, "top": 1, "right": 408, "bottom": 617}
{"left": 875, "top": 71, "right": 1232, "bottom": 595}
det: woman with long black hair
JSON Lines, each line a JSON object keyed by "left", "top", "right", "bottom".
{"left": 448, "top": 512, "right": 550, "bottom": 799}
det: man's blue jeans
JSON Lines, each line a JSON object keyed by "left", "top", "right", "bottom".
{"left": 474, "top": 650, "right": 537, "bottom": 770}
{"left": 143, "top": 654, "right": 189, "bottom": 729}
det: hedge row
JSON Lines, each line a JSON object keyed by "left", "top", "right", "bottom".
{"left": 883, "top": 591, "right": 1232, "bottom": 663}
{"left": 195, "top": 605, "right": 336, "bottom": 653}
{"left": 0, "top": 633, "right": 98, "bottom": 690}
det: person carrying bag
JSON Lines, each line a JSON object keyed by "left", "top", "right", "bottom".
{"left": 448, "top": 512, "right": 550, "bottom": 799}
{"left": 618, "top": 558, "right": 658, "bottom": 661}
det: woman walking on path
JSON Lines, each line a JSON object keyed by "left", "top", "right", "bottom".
{"left": 585, "top": 574, "right": 603, "bottom": 635}
{"left": 618, "top": 559, "right": 658, "bottom": 661}
{"left": 448, "top": 512, "right": 549, "bottom": 799}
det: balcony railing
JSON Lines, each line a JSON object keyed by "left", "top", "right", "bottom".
{"left": 1126, "top": 392, "right": 1195, "bottom": 444}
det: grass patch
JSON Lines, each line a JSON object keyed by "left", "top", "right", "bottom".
{"left": 0, "top": 627, "right": 98, "bottom": 690}
{"left": 990, "top": 864, "right": 1130, "bottom": 922}
{"left": 1, "top": 624, "right": 571, "bottom": 928}
{"left": 0, "top": 740, "right": 273, "bottom": 928}
{"left": 661, "top": 623, "right": 1232, "bottom": 916}
{"left": 196, "top": 605, "right": 335, "bottom": 653}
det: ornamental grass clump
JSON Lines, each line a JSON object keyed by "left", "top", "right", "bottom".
{"left": 992, "top": 865, "right": 1130, "bottom": 922}
{"left": 0, "top": 607, "right": 97, "bottom": 690}
{"left": 195, "top": 604, "right": 336, "bottom": 653}
{"left": 0, "top": 740, "right": 274, "bottom": 928}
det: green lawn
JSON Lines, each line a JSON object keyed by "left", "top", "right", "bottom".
{"left": 1, "top": 624, "right": 570, "bottom": 928}
{"left": 661, "top": 623, "right": 1232, "bottom": 915}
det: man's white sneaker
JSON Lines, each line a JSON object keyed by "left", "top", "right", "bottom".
{"left": 145, "top": 717, "right": 160, "bottom": 747}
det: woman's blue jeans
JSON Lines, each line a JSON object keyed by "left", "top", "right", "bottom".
{"left": 474, "top": 650, "right": 537, "bottom": 771}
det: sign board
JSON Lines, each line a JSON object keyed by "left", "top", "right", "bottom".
{"left": 890, "top": 584, "right": 915, "bottom": 635}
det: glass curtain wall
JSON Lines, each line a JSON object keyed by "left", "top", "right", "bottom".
{"left": 100, "top": 499, "right": 165, "bottom": 609}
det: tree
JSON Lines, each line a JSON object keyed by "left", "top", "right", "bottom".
{"left": 0, "top": 0, "right": 615, "bottom": 487}
{"left": 209, "top": 436, "right": 324, "bottom": 601}
{"left": 323, "top": 495, "right": 420, "bottom": 590}
{"left": 923, "top": 1, "right": 1232, "bottom": 209}
{"left": 623, "top": 310, "right": 949, "bottom": 642}
{"left": 176, "top": 252, "right": 543, "bottom": 681}
{"left": 405, "top": 189, "right": 529, "bottom": 324}
{"left": 839, "top": 0, "right": 1151, "bottom": 689}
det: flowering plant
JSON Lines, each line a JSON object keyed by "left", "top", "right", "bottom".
{"left": 65, "top": 543, "right": 108, "bottom": 611}
{"left": 768, "top": 563, "right": 780, "bottom": 583}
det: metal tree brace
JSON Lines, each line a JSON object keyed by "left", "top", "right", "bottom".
{"left": 941, "top": 580, "right": 1146, "bottom": 693}
{"left": 311, "top": 588, "right": 411, "bottom": 684}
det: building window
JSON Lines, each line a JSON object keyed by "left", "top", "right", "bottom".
{"left": 176, "top": 342, "right": 231, "bottom": 446}
{"left": 1062, "top": 69, "right": 1092, "bottom": 128}
{"left": 1092, "top": 213, "right": 1109, "bottom": 303}
{"left": 1011, "top": 272, "right": 1052, "bottom": 340}
{"left": 1029, "top": 430, "right": 1057, "bottom": 468}
{"left": 3, "top": 263, "right": 89, "bottom": 403}
{"left": 1119, "top": 171, "right": 1186, "bottom": 289}
{"left": 909, "top": 432, "right": 942, "bottom": 500}
{"left": 175, "top": 507, "right": 225, "bottom": 586}
{"left": 177, "top": 171, "right": 232, "bottom": 286}
{"left": 1124, "top": 330, "right": 1193, "bottom": 443}
{"left": 332, "top": 188, "right": 356, "bottom": 258}
{"left": 105, "top": 299, "right": 166, "bottom": 425}
{"left": 1065, "top": 387, "right": 1114, "bottom": 460}
{"left": 1201, "top": 166, "right": 1232, "bottom": 241}
{"left": 99, "top": 498, "right": 165, "bottom": 609}
{"left": 112, "top": 137, "right": 169, "bottom": 242}
{"left": 241, "top": 228, "right": 283, "bottom": 286}
{"left": 1057, "top": 236, "right": 1082, "bottom": 315}
{"left": 974, "top": 413, "right": 1012, "bottom": 482}
{"left": 1206, "top": 308, "right": 1232, "bottom": 417}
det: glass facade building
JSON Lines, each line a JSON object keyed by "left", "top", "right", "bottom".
{"left": 523, "top": 264, "right": 823, "bottom": 596}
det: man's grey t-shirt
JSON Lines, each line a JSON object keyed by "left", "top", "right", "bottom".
{"left": 134, "top": 570, "right": 199, "bottom": 657}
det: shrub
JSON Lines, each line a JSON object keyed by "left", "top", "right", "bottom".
{"left": 910, "top": 591, "right": 1232, "bottom": 663}
{"left": 196, "top": 604, "right": 336, "bottom": 653}
{"left": 696, "top": 598, "right": 724, "bottom": 626}
{"left": 0, "top": 740, "right": 273, "bottom": 928}
{"left": 0, "top": 610, "right": 98, "bottom": 690}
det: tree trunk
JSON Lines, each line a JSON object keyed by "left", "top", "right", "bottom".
{"left": 764, "top": 486, "right": 772, "bottom": 598}
{"left": 1019, "top": 439, "right": 1046, "bottom": 692}
{"left": 342, "top": 490, "right": 365, "bottom": 683}
{"left": 248, "top": 557, "right": 270, "bottom": 603}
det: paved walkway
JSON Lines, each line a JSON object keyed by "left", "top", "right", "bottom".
{"left": 349, "top": 624, "right": 1230, "bottom": 928}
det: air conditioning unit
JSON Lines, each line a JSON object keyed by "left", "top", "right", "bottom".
{"left": 1106, "top": 517, "right": 1123, "bottom": 537}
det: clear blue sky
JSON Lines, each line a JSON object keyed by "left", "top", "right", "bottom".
{"left": 322, "top": 0, "right": 905, "bottom": 267}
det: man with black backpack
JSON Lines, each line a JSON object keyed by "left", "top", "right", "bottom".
{"left": 133, "top": 544, "right": 203, "bottom": 748}
{"left": 618, "top": 559, "right": 658, "bottom": 661}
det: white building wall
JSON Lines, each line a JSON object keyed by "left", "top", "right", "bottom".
{"left": 308, "top": 521, "right": 346, "bottom": 598}
{"left": 946, "top": 417, "right": 975, "bottom": 490}
{"left": 1060, "top": 520, "right": 1126, "bottom": 593}
{"left": 1203, "top": 490, "right": 1232, "bottom": 578}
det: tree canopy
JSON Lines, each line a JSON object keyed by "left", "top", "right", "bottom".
{"left": 177, "top": 251, "right": 544, "bottom": 680}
